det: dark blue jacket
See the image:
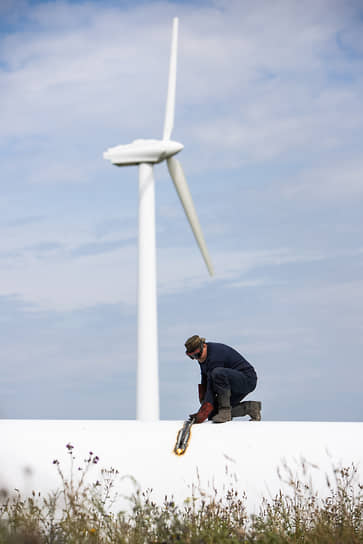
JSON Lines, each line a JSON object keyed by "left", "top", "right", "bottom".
{"left": 199, "top": 342, "right": 257, "bottom": 404}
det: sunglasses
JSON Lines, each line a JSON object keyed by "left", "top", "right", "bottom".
{"left": 186, "top": 346, "right": 203, "bottom": 360}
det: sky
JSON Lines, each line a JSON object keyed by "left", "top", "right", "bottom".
{"left": 0, "top": 0, "right": 362, "bottom": 421}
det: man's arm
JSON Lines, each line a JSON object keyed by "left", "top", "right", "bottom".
{"left": 203, "top": 373, "right": 216, "bottom": 405}
{"left": 198, "top": 372, "right": 207, "bottom": 403}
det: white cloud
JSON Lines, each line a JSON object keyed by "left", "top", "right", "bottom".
{"left": 2, "top": 235, "right": 360, "bottom": 311}
{"left": 284, "top": 158, "right": 363, "bottom": 199}
{"left": 0, "top": 247, "right": 138, "bottom": 310}
{"left": 1, "top": 0, "right": 362, "bottom": 169}
{"left": 0, "top": 216, "right": 138, "bottom": 310}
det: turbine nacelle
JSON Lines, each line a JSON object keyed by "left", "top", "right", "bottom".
{"left": 103, "top": 138, "right": 184, "bottom": 166}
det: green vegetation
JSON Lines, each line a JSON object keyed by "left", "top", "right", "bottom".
{"left": 0, "top": 444, "right": 361, "bottom": 543}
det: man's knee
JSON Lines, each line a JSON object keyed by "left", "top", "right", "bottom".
{"left": 211, "top": 366, "right": 224, "bottom": 379}
{"left": 211, "top": 367, "right": 229, "bottom": 390}
{"left": 211, "top": 367, "right": 225, "bottom": 381}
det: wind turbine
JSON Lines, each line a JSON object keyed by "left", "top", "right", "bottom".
{"left": 103, "top": 17, "right": 213, "bottom": 422}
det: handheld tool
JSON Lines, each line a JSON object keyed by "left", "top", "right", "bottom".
{"left": 174, "top": 416, "right": 195, "bottom": 455}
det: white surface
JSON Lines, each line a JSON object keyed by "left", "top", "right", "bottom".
{"left": 167, "top": 157, "right": 214, "bottom": 275}
{"left": 103, "top": 139, "right": 183, "bottom": 165}
{"left": 102, "top": 17, "right": 213, "bottom": 421}
{"left": 137, "top": 163, "right": 159, "bottom": 421}
{"left": 163, "top": 17, "right": 178, "bottom": 140}
{"left": 0, "top": 420, "right": 362, "bottom": 513}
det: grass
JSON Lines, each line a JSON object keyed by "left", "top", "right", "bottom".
{"left": 0, "top": 444, "right": 362, "bottom": 543}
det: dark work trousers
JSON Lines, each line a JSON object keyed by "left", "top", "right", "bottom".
{"left": 211, "top": 367, "right": 257, "bottom": 406}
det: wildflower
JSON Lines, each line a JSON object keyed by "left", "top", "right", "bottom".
{"left": 52, "top": 459, "right": 59, "bottom": 465}
{"left": 89, "top": 528, "right": 96, "bottom": 534}
{"left": 66, "top": 443, "right": 74, "bottom": 451}
{"left": 93, "top": 456, "right": 100, "bottom": 464}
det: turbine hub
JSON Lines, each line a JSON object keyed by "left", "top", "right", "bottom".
{"left": 103, "top": 139, "right": 183, "bottom": 166}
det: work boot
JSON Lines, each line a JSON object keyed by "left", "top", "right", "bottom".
{"left": 232, "top": 401, "right": 262, "bottom": 421}
{"left": 212, "top": 390, "right": 232, "bottom": 423}
{"left": 231, "top": 402, "right": 248, "bottom": 418}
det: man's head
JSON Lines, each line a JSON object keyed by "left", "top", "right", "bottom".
{"left": 185, "top": 335, "right": 206, "bottom": 360}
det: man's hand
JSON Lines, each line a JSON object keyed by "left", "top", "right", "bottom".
{"left": 189, "top": 402, "right": 214, "bottom": 424}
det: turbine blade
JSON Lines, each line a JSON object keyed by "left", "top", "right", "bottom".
{"left": 167, "top": 157, "right": 214, "bottom": 276}
{"left": 163, "top": 17, "right": 178, "bottom": 141}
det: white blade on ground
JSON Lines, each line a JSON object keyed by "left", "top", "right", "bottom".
{"left": 167, "top": 157, "right": 214, "bottom": 276}
{"left": 163, "top": 17, "right": 178, "bottom": 141}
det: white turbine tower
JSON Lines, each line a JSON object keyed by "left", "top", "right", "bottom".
{"left": 103, "top": 17, "right": 213, "bottom": 422}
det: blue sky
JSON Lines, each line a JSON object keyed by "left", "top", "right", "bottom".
{"left": 1, "top": 0, "right": 362, "bottom": 421}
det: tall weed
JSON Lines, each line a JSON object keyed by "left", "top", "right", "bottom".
{"left": 0, "top": 444, "right": 361, "bottom": 543}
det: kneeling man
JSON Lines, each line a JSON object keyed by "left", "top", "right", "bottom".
{"left": 185, "top": 335, "right": 261, "bottom": 424}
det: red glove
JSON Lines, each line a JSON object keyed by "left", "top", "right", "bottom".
{"left": 198, "top": 383, "right": 206, "bottom": 404}
{"left": 190, "top": 402, "right": 214, "bottom": 424}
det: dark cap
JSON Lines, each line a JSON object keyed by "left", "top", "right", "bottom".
{"left": 184, "top": 335, "right": 206, "bottom": 353}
